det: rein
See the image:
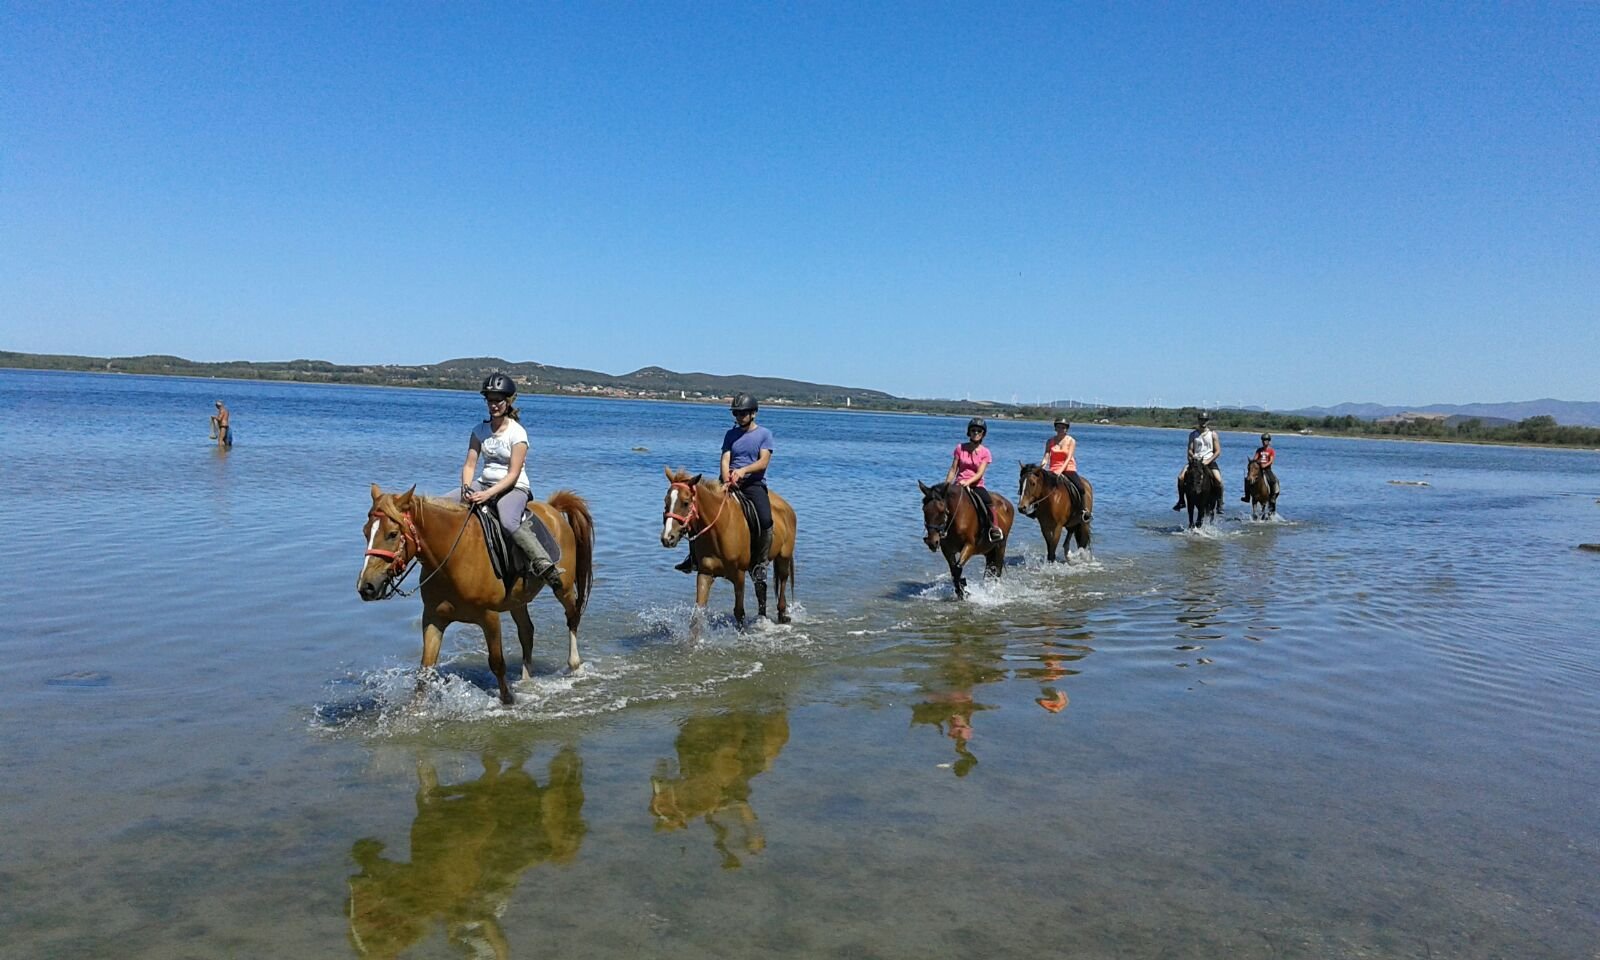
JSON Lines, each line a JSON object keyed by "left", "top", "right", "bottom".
{"left": 666, "top": 482, "right": 731, "bottom": 542}
{"left": 364, "top": 502, "right": 476, "bottom": 599}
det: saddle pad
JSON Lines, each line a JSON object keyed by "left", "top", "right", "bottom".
{"left": 474, "top": 506, "right": 562, "bottom": 587}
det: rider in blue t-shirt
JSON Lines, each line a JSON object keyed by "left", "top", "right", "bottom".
{"left": 675, "top": 394, "right": 775, "bottom": 593}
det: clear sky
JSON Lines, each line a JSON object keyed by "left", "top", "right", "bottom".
{"left": 3, "top": 2, "right": 1596, "bottom": 409}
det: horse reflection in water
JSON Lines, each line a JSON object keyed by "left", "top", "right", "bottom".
{"left": 909, "top": 632, "right": 1006, "bottom": 777}
{"left": 346, "top": 746, "right": 586, "bottom": 959}
{"left": 649, "top": 710, "right": 790, "bottom": 869}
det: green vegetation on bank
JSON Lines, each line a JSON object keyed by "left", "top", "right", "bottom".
{"left": 7, "top": 350, "right": 1598, "bottom": 448}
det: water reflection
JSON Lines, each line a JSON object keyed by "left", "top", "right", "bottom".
{"left": 649, "top": 708, "right": 790, "bottom": 869}
{"left": 345, "top": 745, "right": 586, "bottom": 959}
{"left": 908, "top": 629, "right": 1006, "bottom": 777}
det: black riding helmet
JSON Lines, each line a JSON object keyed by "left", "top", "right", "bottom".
{"left": 480, "top": 371, "right": 518, "bottom": 397}
{"left": 967, "top": 417, "right": 987, "bottom": 435}
{"left": 1197, "top": 411, "right": 1212, "bottom": 424}
{"left": 1053, "top": 417, "right": 1070, "bottom": 428}
{"left": 731, "top": 393, "right": 758, "bottom": 414}
{"left": 1261, "top": 433, "right": 1272, "bottom": 442}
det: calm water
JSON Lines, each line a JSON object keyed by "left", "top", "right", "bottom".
{"left": 3, "top": 369, "right": 1598, "bottom": 959}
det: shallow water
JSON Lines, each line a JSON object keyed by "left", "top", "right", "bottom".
{"left": 2, "top": 369, "right": 1598, "bottom": 959}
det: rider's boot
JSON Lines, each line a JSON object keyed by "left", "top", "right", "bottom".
{"left": 510, "top": 525, "right": 563, "bottom": 588}
{"left": 674, "top": 552, "right": 696, "bottom": 574}
{"left": 987, "top": 514, "right": 1003, "bottom": 542}
{"left": 750, "top": 528, "right": 772, "bottom": 618}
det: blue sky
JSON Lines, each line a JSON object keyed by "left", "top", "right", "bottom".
{"left": 3, "top": 2, "right": 1596, "bottom": 409}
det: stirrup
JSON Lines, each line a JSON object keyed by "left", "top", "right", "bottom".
{"left": 987, "top": 528, "right": 1003, "bottom": 542}
{"left": 532, "top": 562, "right": 563, "bottom": 588}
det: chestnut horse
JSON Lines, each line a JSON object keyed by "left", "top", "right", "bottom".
{"left": 659, "top": 468, "right": 797, "bottom": 633}
{"left": 917, "top": 481, "right": 1014, "bottom": 599}
{"left": 357, "top": 485, "right": 594, "bottom": 704}
{"left": 1181, "top": 457, "right": 1223, "bottom": 529}
{"left": 1016, "top": 463, "right": 1093, "bottom": 562}
{"left": 1245, "top": 459, "right": 1278, "bottom": 520}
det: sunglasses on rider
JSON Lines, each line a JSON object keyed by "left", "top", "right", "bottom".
{"left": 484, "top": 394, "right": 509, "bottom": 405}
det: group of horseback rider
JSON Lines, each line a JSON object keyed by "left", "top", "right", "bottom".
{"left": 1173, "top": 411, "right": 1279, "bottom": 512}
{"left": 460, "top": 374, "right": 1281, "bottom": 588}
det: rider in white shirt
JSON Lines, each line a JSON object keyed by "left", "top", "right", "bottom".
{"left": 1173, "top": 411, "right": 1224, "bottom": 511}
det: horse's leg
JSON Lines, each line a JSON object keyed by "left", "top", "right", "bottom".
{"left": 692, "top": 572, "right": 714, "bottom": 642}
{"left": 774, "top": 556, "right": 791, "bottom": 624}
{"left": 559, "top": 580, "right": 583, "bottom": 673}
{"left": 945, "top": 546, "right": 967, "bottom": 600}
{"left": 1047, "top": 521, "right": 1064, "bottom": 562}
{"left": 418, "top": 613, "right": 448, "bottom": 695}
{"left": 510, "top": 605, "right": 536, "bottom": 681}
{"left": 479, "top": 613, "right": 514, "bottom": 705}
{"left": 732, "top": 571, "right": 748, "bottom": 630}
{"left": 986, "top": 541, "right": 1006, "bottom": 579}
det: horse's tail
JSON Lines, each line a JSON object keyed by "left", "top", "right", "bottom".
{"left": 549, "top": 490, "right": 594, "bottom": 614}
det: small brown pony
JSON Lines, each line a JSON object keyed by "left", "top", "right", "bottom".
{"left": 660, "top": 467, "right": 797, "bottom": 633}
{"left": 1016, "top": 463, "right": 1093, "bottom": 562}
{"left": 917, "top": 481, "right": 1015, "bottom": 599}
{"left": 1245, "top": 459, "right": 1279, "bottom": 520}
{"left": 357, "top": 485, "right": 594, "bottom": 704}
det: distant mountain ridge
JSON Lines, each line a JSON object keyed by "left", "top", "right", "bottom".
{"left": 1287, "top": 399, "right": 1600, "bottom": 428}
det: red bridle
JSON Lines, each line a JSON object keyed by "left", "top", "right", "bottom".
{"left": 664, "top": 482, "right": 730, "bottom": 541}
{"left": 365, "top": 507, "right": 422, "bottom": 577}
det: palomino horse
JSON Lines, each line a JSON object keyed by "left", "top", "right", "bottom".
{"left": 346, "top": 745, "right": 586, "bottom": 959}
{"left": 917, "top": 481, "right": 1015, "bottom": 599}
{"left": 1016, "top": 463, "right": 1093, "bottom": 562}
{"left": 660, "top": 468, "right": 797, "bottom": 632}
{"left": 1181, "top": 457, "right": 1223, "bottom": 529}
{"left": 1245, "top": 459, "right": 1279, "bottom": 520}
{"left": 357, "top": 485, "right": 594, "bottom": 704}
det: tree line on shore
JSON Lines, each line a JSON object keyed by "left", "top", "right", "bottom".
{"left": 7, "top": 350, "right": 1598, "bottom": 448}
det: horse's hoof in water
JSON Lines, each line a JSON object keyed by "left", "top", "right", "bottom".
{"left": 777, "top": 613, "right": 791, "bottom": 624}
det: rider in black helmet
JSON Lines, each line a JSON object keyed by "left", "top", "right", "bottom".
{"left": 1174, "top": 410, "right": 1224, "bottom": 512}
{"left": 945, "top": 417, "right": 1003, "bottom": 542}
{"left": 1243, "top": 432, "right": 1278, "bottom": 501}
{"left": 458, "top": 372, "right": 562, "bottom": 587}
{"left": 675, "top": 393, "right": 778, "bottom": 615}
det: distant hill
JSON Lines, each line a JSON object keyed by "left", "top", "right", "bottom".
{"left": 1289, "top": 399, "right": 1600, "bottom": 427}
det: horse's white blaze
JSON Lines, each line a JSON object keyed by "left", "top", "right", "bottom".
{"left": 362, "top": 521, "right": 380, "bottom": 572}
{"left": 663, "top": 490, "right": 680, "bottom": 540}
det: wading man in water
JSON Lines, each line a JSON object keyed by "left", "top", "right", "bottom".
{"left": 675, "top": 394, "right": 776, "bottom": 607}
{"left": 1173, "top": 411, "right": 1223, "bottom": 511}
{"left": 209, "top": 400, "right": 232, "bottom": 447}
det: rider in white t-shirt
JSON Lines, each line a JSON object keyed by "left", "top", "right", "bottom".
{"left": 1173, "top": 411, "right": 1225, "bottom": 512}
{"left": 460, "top": 372, "right": 560, "bottom": 587}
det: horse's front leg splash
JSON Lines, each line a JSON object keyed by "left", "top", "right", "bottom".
{"left": 510, "top": 605, "right": 536, "bottom": 682}
{"left": 691, "top": 572, "right": 714, "bottom": 642}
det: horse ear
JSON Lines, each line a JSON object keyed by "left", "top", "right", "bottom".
{"left": 918, "top": 480, "right": 932, "bottom": 496}
{"left": 663, "top": 465, "right": 674, "bottom": 481}
{"left": 370, "top": 483, "right": 381, "bottom": 502}
{"left": 399, "top": 485, "right": 416, "bottom": 507}
{"left": 689, "top": 473, "right": 703, "bottom": 487}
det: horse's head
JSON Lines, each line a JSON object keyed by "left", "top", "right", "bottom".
{"left": 358, "top": 484, "right": 419, "bottom": 601}
{"left": 1017, "top": 462, "right": 1047, "bottom": 511}
{"left": 1246, "top": 459, "right": 1262, "bottom": 483}
{"left": 1184, "top": 458, "right": 1208, "bottom": 496}
{"left": 661, "top": 467, "right": 705, "bottom": 548}
{"left": 918, "top": 481, "right": 950, "bottom": 551}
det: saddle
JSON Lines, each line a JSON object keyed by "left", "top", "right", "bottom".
{"left": 730, "top": 488, "right": 762, "bottom": 548}
{"left": 474, "top": 506, "right": 562, "bottom": 589}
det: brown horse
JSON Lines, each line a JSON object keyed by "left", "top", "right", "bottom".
{"left": 917, "top": 481, "right": 1014, "bottom": 599}
{"left": 660, "top": 468, "right": 796, "bottom": 634}
{"left": 357, "top": 485, "right": 594, "bottom": 704}
{"left": 1181, "top": 457, "right": 1223, "bottom": 529}
{"left": 1016, "top": 463, "right": 1093, "bottom": 562}
{"left": 1245, "top": 459, "right": 1279, "bottom": 520}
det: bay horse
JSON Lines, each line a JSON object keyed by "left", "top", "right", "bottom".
{"left": 1181, "top": 457, "right": 1223, "bottom": 529}
{"left": 357, "top": 485, "right": 594, "bottom": 704}
{"left": 1016, "top": 463, "right": 1093, "bottom": 562}
{"left": 660, "top": 467, "right": 797, "bottom": 634}
{"left": 1245, "top": 459, "right": 1278, "bottom": 520}
{"left": 917, "top": 481, "right": 1014, "bottom": 599}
